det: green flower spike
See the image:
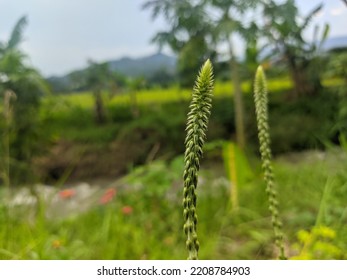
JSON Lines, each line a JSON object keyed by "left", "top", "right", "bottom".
{"left": 254, "top": 66, "right": 287, "bottom": 260}
{"left": 183, "top": 59, "right": 214, "bottom": 260}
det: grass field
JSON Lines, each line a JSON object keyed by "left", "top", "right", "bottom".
{"left": 51, "top": 77, "right": 342, "bottom": 110}
{"left": 53, "top": 79, "right": 289, "bottom": 109}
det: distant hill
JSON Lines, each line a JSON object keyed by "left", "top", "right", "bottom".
{"left": 258, "top": 35, "right": 347, "bottom": 60}
{"left": 47, "top": 36, "right": 347, "bottom": 92}
{"left": 108, "top": 53, "right": 176, "bottom": 78}
{"left": 322, "top": 35, "right": 347, "bottom": 51}
{"left": 46, "top": 52, "right": 177, "bottom": 92}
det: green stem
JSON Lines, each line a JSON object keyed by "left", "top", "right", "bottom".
{"left": 183, "top": 59, "right": 214, "bottom": 260}
{"left": 253, "top": 66, "right": 286, "bottom": 260}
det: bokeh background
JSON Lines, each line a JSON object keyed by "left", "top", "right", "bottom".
{"left": 0, "top": 0, "right": 347, "bottom": 260}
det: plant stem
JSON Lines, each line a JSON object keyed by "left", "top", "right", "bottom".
{"left": 253, "top": 66, "right": 286, "bottom": 260}
{"left": 183, "top": 59, "right": 214, "bottom": 260}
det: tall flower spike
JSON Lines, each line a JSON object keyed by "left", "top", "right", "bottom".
{"left": 183, "top": 59, "right": 214, "bottom": 260}
{"left": 254, "top": 66, "right": 287, "bottom": 260}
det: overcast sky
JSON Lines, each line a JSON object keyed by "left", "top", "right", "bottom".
{"left": 0, "top": 0, "right": 346, "bottom": 77}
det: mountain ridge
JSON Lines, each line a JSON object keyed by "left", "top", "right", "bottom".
{"left": 107, "top": 52, "right": 176, "bottom": 77}
{"left": 47, "top": 35, "right": 347, "bottom": 80}
{"left": 47, "top": 52, "right": 176, "bottom": 80}
{"left": 46, "top": 35, "right": 347, "bottom": 92}
{"left": 46, "top": 52, "right": 177, "bottom": 92}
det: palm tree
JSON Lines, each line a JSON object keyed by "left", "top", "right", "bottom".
{"left": 143, "top": 0, "right": 261, "bottom": 148}
{"left": 0, "top": 16, "right": 48, "bottom": 185}
{"left": 143, "top": 0, "right": 216, "bottom": 87}
{"left": 86, "top": 60, "right": 116, "bottom": 124}
{"left": 0, "top": 15, "right": 48, "bottom": 116}
{"left": 261, "top": 0, "right": 328, "bottom": 97}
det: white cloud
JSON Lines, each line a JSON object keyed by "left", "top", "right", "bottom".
{"left": 330, "top": 8, "right": 344, "bottom": 16}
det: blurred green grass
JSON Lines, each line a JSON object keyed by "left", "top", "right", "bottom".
{"left": 1, "top": 149, "right": 347, "bottom": 259}
{"left": 53, "top": 77, "right": 342, "bottom": 110}
{"left": 1, "top": 76, "right": 345, "bottom": 260}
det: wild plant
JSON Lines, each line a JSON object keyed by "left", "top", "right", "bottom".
{"left": 183, "top": 59, "right": 214, "bottom": 260}
{"left": 253, "top": 66, "right": 286, "bottom": 259}
{"left": 2, "top": 90, "right": 16, "bottom": 189}
{"left": 224, "top": 142, "right": 239, "bottom": 211}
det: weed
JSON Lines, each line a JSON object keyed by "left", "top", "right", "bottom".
{"left": 183, "top": 59, "right": 214, "bottom": 259}
{"left": 253, "top": 66, "right": 286, "bottom": 259}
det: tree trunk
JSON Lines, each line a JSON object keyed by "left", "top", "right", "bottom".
{"left": 228, "top": 40, "right": 246, "bottom": 149}
{"left": 94, "top": 90, "right": 106, "bottom": 124}
{"left": 130, "top": 90, "right": 139, "bottom": 118}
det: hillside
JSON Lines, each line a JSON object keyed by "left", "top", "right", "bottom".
{"left": 46, "top": 52, "right": 177, "bottom": 92}
{"left": 322, "top": 36, "right": 347, "bottom": 51}
{"left": 108, "top": 52, "right": 176, "bottom": 77}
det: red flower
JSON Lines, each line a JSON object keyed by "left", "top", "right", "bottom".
{"left": 99, "top": 188, "right": 117, "bottom": 205}
{"left": 59, "top": 189, "right": 76, "bottom": 199}
{"left": 121, "top": 205, "right": 133, "bottom": 215}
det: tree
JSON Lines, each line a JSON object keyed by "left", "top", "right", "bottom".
{"left": 144, "top": 0, "right": 260, "bottom": 147}
{"left": 326, "top": 49, "right": 347, "bottom": 136}
{"left": 0, "top": 16, "right": 48, "bottom": 184}
{"left": 148, "top": 67, "right": 176, "bottom": 88}
{"left": 208, "top": 0, "right": 259, "bottom": 149}
{"left": 126, "top": 76, "right": 146, "bottom": 118}
{"left": 85, "top": 60, "right": 116, "bottom": 124}
{"left": 143, "top": 0, "right": 216, "bottom": 87}
{"left": 261, "top": 0, "right": 329, "bottom": 97}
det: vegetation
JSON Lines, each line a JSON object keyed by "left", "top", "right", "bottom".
{"left": 1, "top": 0, "right": 347, "bottom": 260}
{"left": 262, "top": 0, "right": 329, "bottom": 97}
{"left": 85, "top": 60, "right": 114, "bottom": 124}
{"left": 253, "top": 66, "right": 285, "bottom": 259}
{"left": 143, "top": 0, "right": 216, "bottom": 88}
{"left": 183, "top": 59, "right": 214, "bottom": 259}
{"left": 1, "top": 147, "right": 347, "bottom": 260}
{"left": 0, "top": 16, "right": 48, "bottom": 185}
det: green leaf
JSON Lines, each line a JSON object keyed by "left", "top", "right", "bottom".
{"left": 6, "top": 16, "right": 28, "bottom": 51}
